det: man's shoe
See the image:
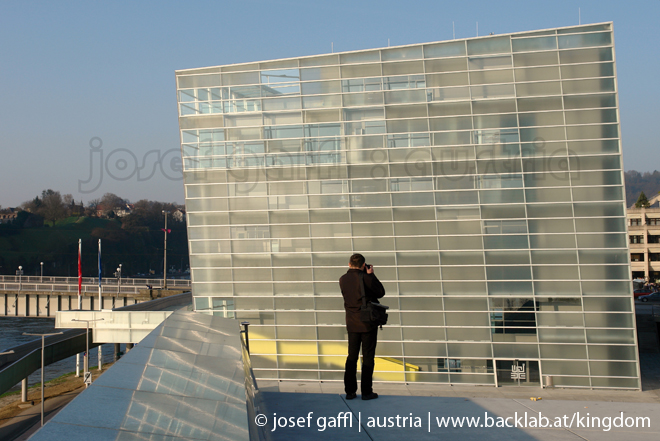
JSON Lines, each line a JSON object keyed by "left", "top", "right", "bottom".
{"left": 362, "top": 393, "right": 378, "bottom": 400}
{"left": 345, "top": 393, "right": 357, "bottom": 400}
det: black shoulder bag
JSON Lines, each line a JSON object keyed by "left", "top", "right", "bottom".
{"left": 358, "top": 272, "right": 389, "bottom": 329}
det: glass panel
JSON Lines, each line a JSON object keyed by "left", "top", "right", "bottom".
{"left": 516, "top": 81, "right": 562, "bottom": 97}
{"left": 340, "top": 50, "right": 380, "bottom": 64}
{"left": 565, "top": 109, "right": 617, "bottom": 125}
{"left": 578, "top": 249, "right": 628, "bottom": 264}
{"left": 561, "top": 62, "right": 614, "bottom": 80}
{"left": 382, "top": 46, "right": 423, "bottom": 61}
{"left": 426, "top": 72, "right": 469, "bottom": 87}
{"left": 470, "top": 84, "right": 515, "bottom": 99}
{"left": 563, "top": 93, "right": 616, "bottom": 109}
{"left": 441, "top": 251, "right": 484, "bottom": 265}
{"left": 425, "top": 57, "right": 468, "bottom": 73}
{"left": 428, "top": 101, "right": 472, "bottom": 117}
{"left": 470, "top": 69, "right": 513, "bottom": 85}
{"left": 531, "top": 250, "right": 578, "bottom": 264}
{"left": 512, "top": 36, "right": 557, "bottom": 52}
{"left": 529, "top": 234, "right": 576, "bottom": 248}
{"left": 533, "top": 265, "right": 579, "bottom": 279}
{"left": 534, "top": 281, "right": 581, "bottom": 295}
{"left": 525, "top": 188, "right": 572, "bottom": 203}
{"left": 427, "top": 86, "right": 471, "bottom": 101}
{"left": 340, "top": 63, "right": 381, "bottom": 78}
{"left": 558, "top": 32, "right": 612, "bottom": 49}
{"left": 580, "top": 265, "right": 629, "bottom": 279}
{"left": 524, "top": 173, "right": 571, "bottom": 187}
{"left": 572, "top": 187, "right": 623, "bottom": 202}
{"left": 517, "top": 96, "right": 563, "bottom": 112}
{"left": 486, "top": 266, "right": 531, "bottom": 280}
{"left": 485, "top": 250, "right": 529, "bottom": 264}
{"left": 573, "top": 202, "right": 623, "bottom": 217}
{"left": 519, "top": 111, "right": 564, "bottom": 127}
{"left": 472, "top": 99, "right": 516, "bottom": 114}
{"left": 528, "top": 219, "right": 574, "bottom": 234}
{"left": 424, "top": 41, "right": 467, "bottom": 58}
{"left": 382, "top": 61, "right": 424, "bottom": 75}
{"left": 467, "top": 37, "right": 511, "bottom": 55}
{"left": 513, "top": 51, "right": 558, "bottom": 67}
{"left": 563, "top": 78, "right": 615, "bottom": 94}
{"left": 559, "top": 48, "right": 613, "bottom": 64}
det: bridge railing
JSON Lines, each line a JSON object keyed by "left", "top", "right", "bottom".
{"left": 0, "top": 275, "right": 190, "bottom": 288}
{"left": 0, "top": 282, "right": 152, "bottom": 294}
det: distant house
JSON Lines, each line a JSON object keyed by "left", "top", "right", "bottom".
{"left": 114, "top": 203, "right": 134, "bottom": 218}
{"left": 96, "top": 203, "right": 133, "bottom": 218}
{"left": 0, "top": 208, "right": 18, "bottom": 224}
{"left": 172, "top": 208, "right": 186, "bottom": 222}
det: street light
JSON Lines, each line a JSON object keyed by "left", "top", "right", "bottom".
{"left": 23, "top": 332, "right": 63, "bottom": 426}
{"left": 40, "top": 262, "right": 43, "bottom": 282}
{"left": 117, "top": 264, "right": 122, "bottom": 287}
{"left": 162, "top": 211, "right": 169, "bottom": 289}
{"left": 18, "top": 266, "right": 22, "bottom": 292}
{"left": 71, "top": 318, "right": 104, "bottom": 384}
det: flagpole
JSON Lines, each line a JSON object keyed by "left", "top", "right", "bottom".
{"left": 76, "top": 238, "right": 82, "bottom": 378}
{"left": 78, "top": 239, "right": 82, "bottom": 309}
{"left": 98, "top": 239, "right": 102, "bottom": 310}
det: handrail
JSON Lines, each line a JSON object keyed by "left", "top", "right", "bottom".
{"left": 0, "top": 277, "right": 190, "bottom": 294}
{"left": 0, "top": 275, "right": 190, "bottom": 286}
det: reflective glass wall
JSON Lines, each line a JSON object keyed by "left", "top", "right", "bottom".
{"left": 177, "top": 22, "right": 640, "bottom": 388}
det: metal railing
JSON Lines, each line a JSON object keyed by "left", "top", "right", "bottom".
{"left": 0, "top": 276, "right": 190, "bottom": 294}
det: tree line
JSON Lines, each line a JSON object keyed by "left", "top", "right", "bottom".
{"left": 0, "top": 190, "right": 188, "bottom": 278}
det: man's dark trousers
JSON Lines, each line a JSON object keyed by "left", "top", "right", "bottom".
{"left": 344, "top": 328, "right": 378, "bottom": 395}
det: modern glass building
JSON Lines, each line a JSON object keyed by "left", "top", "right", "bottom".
{"left": 176, "top": 22, "right": 640, "bottom": 388}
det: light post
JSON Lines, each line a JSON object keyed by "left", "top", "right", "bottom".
{"left": 18, "top": 266, "right": 22, "bottom": 292}
{"left": 117, "top": 264, "right": 122, "bottom": 287}
{"left": 40, "top": 262, "right": 43, "bottom": 282}
{"left": 71, "top": 318, "right": 104, "bottom": 384}
{"left": 23, "top": 332, "right": 63, "bottom": 427}
{"left": 162, "top": 211, "right": 169, "bottom": 289}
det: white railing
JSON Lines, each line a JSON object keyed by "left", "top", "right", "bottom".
{"left": 0, "top": 277, "right": 190, "bottom": 295}
{"left": 0, "top": 275, "right": 190, "bottom": 287}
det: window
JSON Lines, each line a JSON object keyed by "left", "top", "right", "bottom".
{"left": 649, "top": 235, "right": 660, "bottom": 244}
{"left": 630, "top": 235, "right": 644, "bottom": 244}
{"left": 631, "top": 253, "right": 644, "bottom": 262}
{"left": 490, "top": 298, "right": 537, "bottom": 335}
{"left": 629, "top": 218, "right": 641, "bottom": 227}
{"left": 648, "top": 218, "right": 660, "bottom": 226}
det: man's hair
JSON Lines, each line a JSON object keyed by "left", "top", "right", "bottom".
{"left": 349, "top": 253, "right": 365, "bottom": 268}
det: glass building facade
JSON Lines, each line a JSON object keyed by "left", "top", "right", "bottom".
{"left": 176, "top": 22, "right": 641, "bottom": 388}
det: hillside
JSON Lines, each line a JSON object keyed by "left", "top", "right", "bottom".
{"left": 0, "top": 216, "right": 188, "bottom": 278}
{"left": 624, "top": 171, "right": 660, "bottom": 207}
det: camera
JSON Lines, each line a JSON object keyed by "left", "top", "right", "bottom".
{"left": 365, "top": 264, "right": 372, "bottom": 270}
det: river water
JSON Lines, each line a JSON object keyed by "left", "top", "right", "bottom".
{"left": 0, "top": 317, "right": 122, "bottom": 390}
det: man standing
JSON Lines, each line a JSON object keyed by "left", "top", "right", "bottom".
{"left": 339, "top": 253, "right": 385, "bottom": 400}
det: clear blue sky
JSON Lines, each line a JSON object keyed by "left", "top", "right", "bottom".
{"left": 0, "top": 0, "right": 658, "bottom": 207}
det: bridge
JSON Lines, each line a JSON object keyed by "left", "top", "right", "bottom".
{"left": 0, "top": 275, "right": 190, "bottom": 317}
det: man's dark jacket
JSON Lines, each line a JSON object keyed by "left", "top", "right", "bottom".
{"left": 339, "top": 268, "right": 386, "bottom": 333}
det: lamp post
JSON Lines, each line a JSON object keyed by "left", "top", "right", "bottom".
{"left": 23, "top": 332, "right": 63, "bottom": 426}
{"left": 162, "top": 211, "right": 169, "bottom": 289}
{"left": 18, "top": 266, "right": 22, "bottom": 292}
{"left": 117, "top": 264, "right": 122, "bottom": 287}
{"left": 71, "top": 318, "right": 104, "bottom": 383}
